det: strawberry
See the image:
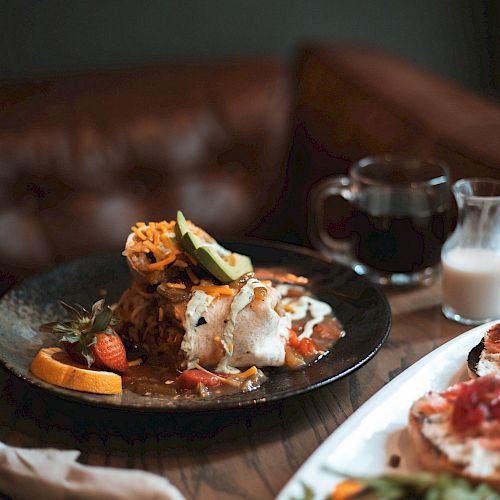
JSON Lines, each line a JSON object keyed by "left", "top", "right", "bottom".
{"left": 51, "top": 299, "right": 128, "bottom": 373}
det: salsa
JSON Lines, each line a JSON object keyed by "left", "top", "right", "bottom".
{"left": 121, "top": 277, "right": 344, "bottom": 399}
{"left": 442, "top": 374, "right": 500, "bottom": 434}
{"left": 31, "top": 215, "right": 346, "bottom": 400}
{"left": 122, "top": 359, "right": 267, "bottom": 399}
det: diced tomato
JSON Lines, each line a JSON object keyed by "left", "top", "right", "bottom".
{"left": 288, "top": 331, "right": 319, "bottom": 357}
{"left": 450, "top": 374, "right": 500, "bottom": 433}
{"left": 176, "top": 369, "right": 221, "bottom": 390}
{"left": 298, "top": 337, "right": 318, "bottom": 357}
{"left": 491, "top": 398, "right": 500, "bottom": 420}
{"left": 452, "top": 401, "right": 487, "bottom": 432}
{"left": 288, "top": 330, "right": 300, "bottom": 348}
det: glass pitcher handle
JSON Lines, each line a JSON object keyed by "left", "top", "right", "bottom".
{"left": 309, "top": 176, "right": 354, "bottom": 265}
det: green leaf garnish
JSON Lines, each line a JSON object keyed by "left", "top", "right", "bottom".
{"left": 91, "top": 299, "right": 105, "bottom": 317}
{"left": 325, "top": 470, "right": 500, "bottom": 500}
{"left": 60, "top": 332, "right": 81, "bottom": 344}
{"left": 91, "top": 305, "right": 113, "bottom": 333}
{"left": 47, "top": 299, "right": 117, "bottom": 367}
{"left": 289, "top": 482, "right": 315, "bottom": 500}
{"left": 52, "top": 322, "right": 77, "bottom": 335}
{"left": 59, "top": 301, "right": 85, "bottom": 320}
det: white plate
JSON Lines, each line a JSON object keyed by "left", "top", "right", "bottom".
{"left": 278, "top": 320, "right": 498, "bottom": 500}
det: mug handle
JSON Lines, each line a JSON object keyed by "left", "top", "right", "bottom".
{"left": 309, "top": 176, "right": 354, "bottom": 265}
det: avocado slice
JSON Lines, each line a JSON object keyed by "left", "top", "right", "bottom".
{"left": 174, "top": 210, "right": 189, "bottom": 242}
{"left": 176, "top": 210, "right": 203, "bottom": 255}
{"left": 175, "top": 210, "right": 253, "bottom": 283}
{"left": 181, "top": 231, "right": 203, "bottom": 256}
{"left": 195, "top": 246, "right": 253, "bottom": 283}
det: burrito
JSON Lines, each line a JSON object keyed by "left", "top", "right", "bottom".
{"left": 116, "top": 212, "right": 290, "bottom": 373}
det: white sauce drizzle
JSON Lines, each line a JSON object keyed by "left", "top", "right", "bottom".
{"left": 276, "top": 284, "right": 333, "bottom": 339}
{"left": 181, "top": 290, "right": 214, "bottom": 367}
{"left": 217, "top": 278, "right": 261, "bottom": 373}
{"left": 181, "top": 279, "right": 334, "bottom": 373}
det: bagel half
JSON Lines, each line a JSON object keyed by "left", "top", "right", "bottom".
{"left": 468, "top": 324, "right": 500, "bottom": 379}
{"left": 409, "top": 378, "right": 500, "bottom": 490}
{"left": 467, "top": 339, "right": 484, "bottom": 379}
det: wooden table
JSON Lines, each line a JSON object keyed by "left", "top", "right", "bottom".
{"left": 0, "top": 280, "right": 469, "bottom": 499}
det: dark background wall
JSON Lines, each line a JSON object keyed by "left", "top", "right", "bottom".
{"left": 1, "top": 0, "right": 496, "bottom": 97}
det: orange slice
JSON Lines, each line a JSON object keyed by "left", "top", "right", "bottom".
{"left": 30, "top": 347, "right": 122, "bottom": 395}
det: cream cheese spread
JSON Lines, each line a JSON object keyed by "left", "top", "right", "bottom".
{"left": 419, "top": 412, "right": 500, "bottom": 478}
{"left": 476, "top": 351, "right": 500, "bottom": 377}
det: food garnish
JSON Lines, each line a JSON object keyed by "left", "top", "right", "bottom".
{"left": 32, "top": 211, "right": 342, "bottom": 399}
{"left": 328, "top": 472, "right": 499, "bottom": 500}
{"left": 176, "top": 369, "right": 222, "bottom": 391}
{"left": 174, "top": 211, "right": 253, "bottom": 283}
{"left": 50, "top": 299, "right": 128, "bottom": 373}
{"left": 30, "top": 347, "right": 122, "bottom": 394}
{"left": 409, "top": 374, "right": 500, "bottom": 490}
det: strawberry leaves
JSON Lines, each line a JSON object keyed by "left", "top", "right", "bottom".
{"left": 64, "top": 338, "right": 95, "bottom": 368}
{"left": 91, "top": 300, "right": 114, "bottom": 333}
{"left": 49, "top": 299, "right": 118, "bottom": 368}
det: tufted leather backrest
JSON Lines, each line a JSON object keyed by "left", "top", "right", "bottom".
{"left": 4, "top": 44, "right": 500, "bottom": 294}
{"left": 0, "top": 58, "right": 291, "bottom": 291}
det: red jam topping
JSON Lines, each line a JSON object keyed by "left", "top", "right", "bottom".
{"left": 484, "top": 323, "right": 500, "bottom": 354}
{"left": 443, "top": 375, "right": 500, "bottom": 433}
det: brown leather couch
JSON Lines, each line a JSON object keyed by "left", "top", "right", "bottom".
{"left": 1, "top": 43, "right": 499, "bottom": 293}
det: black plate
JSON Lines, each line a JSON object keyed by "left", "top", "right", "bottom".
{"left": 0, "top": 240, "right": 391, "bottom": 412}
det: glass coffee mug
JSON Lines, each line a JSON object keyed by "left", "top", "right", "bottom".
{"left": 310, "top": 154, "right": 451, "bottom": 285}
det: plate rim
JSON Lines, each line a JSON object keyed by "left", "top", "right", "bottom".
{"left": 277, "top": 320, "right": 498, "bottom": 499}
{"left": 0, "top": 239, "right": 391, "bottom": 413}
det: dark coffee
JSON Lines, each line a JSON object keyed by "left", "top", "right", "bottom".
{"left": 351, "top": 191, "right": 449, "bottom": 273}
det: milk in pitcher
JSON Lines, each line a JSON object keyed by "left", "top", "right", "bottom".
{"left": 441, "top": 178, "right": 500, "bottom": 325}
{"left": 442, "top": 247, "right": 500, "bottom": 321}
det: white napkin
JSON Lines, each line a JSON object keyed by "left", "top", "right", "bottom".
{"left": 0, "top": 442, "right": 185, "bottom": 500}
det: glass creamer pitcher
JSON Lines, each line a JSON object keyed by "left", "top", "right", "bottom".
{"left": 441, "top": 178, "right": 500, "bottom": 325}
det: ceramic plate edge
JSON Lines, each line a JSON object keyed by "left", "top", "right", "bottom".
{"left": 0, "top": 245, "right": 391, "bottom": 412}
{"left": 277, "top": 320, "right": 498, "bottom": 500}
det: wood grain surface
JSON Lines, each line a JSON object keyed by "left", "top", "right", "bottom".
{"left": 0, "top": 280, "right": 469, "bottom": 499}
